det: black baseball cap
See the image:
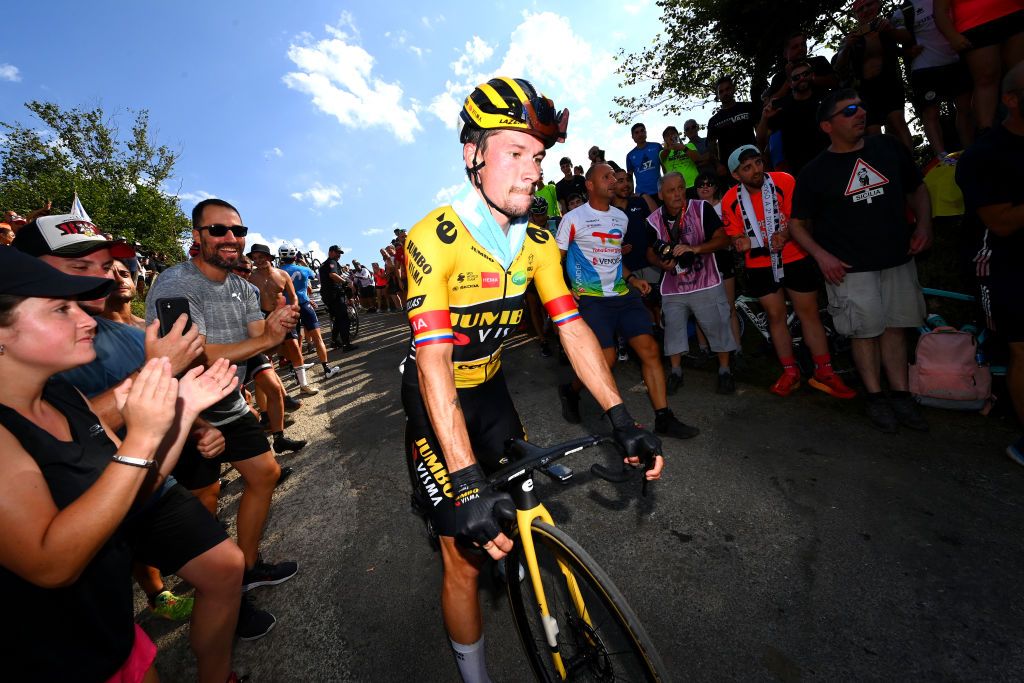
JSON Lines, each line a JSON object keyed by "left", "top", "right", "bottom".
{"left": 0, "top": 245, "right": 113, "bottom": 300}
{"left": 328, "top": 244, "right": 344, "bottom": 253}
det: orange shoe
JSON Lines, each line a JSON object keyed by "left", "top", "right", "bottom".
{"left": 769, "top": 372, "right": 801, "bottom": 397}
{"left": 808, "top": 372, "right": 856, "bottom": 399}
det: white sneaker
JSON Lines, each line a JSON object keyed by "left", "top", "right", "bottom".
{"left": 299, "top": 384, "right": 319, "bottom": 396}
{"left": 324, "top": 366, "right": 342, "bottom": 379}
{"left": 300, "top": 362, "right": 315, "bottom": 370}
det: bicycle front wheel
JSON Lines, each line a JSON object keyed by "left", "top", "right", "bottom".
{"left": 506, "top": 521, "right": 668, "bottom": 682}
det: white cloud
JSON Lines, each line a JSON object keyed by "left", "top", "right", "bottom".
{"left": 421, "top": 14, "right": 445, "bottom": 29}
{"left": 434, "top": 183, "right": 462, "bottom": 204}
{"left": 451, "top": 36, "right": 495, "bottom": 77}
{"left": 290, "top": 182, "right": 343, "bottom": 208}
{"left": 264, "top": 147, "right": 283, "bottom": 159}
{"left": 624, "top": 0, "right": 651, "bottom": 15}
{"left": 0, "top": 64, "right": 21, "bottom": 82}
{"left": 178, "top": 190, "right": 216, "bottom": 205}
{"left": 361, "top": 228, "right": 384, "bottom": 236}
{"left": 283, "top": 17, "right": 423, "bottom": 143}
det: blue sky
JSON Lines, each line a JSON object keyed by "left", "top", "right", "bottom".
{"left": 1, "top": 1, "right": 719, "bottom": 264}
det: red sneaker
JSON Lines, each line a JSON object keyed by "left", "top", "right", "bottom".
{"left": 769, "top": 372, "right": 801, "bottom": 397}
{"left": 808, "top": 372, "right": 856, "bottom": 399}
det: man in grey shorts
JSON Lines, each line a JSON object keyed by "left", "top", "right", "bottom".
{"left": 790, "top": 88, "right": 933, "bottom": 433}
{"left": 647, "top": 172, "right": 738, "bottom": 395}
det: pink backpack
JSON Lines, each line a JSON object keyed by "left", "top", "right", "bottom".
{"left": 909, "top": 327, "right": 991, "bottom": 410}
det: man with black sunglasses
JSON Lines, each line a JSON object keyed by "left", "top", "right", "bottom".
{"left": 790, "top": 89, "right": 932, "bottom": 434}
{"left": 146, "top": 198, "right": 302, "bottom": 634}
{"left": 759, "top": 60, "right": 831, "bottom": 175}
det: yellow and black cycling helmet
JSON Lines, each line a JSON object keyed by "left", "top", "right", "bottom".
{"left": 458, "top": 77, "right": 569, "bottom": 149}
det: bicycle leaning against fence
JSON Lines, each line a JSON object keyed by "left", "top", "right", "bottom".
{"left": 416, "top": 436, "right": 669, "bottom": 681}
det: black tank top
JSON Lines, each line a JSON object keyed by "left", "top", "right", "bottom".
{"left": 0, "top": 378, "right": 135, "bottom": 682}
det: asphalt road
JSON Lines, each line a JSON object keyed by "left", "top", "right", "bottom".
{"left": 143, "top": 310, "right": 1024, "bottom": 682}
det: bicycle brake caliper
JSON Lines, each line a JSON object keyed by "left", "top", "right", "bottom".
{"left": 542, "top": 614, "right": 560, "bottom": 648}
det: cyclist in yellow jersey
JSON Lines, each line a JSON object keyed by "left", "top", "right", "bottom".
{"left": 401, "top": 76, "right": 664, "bottom": 682}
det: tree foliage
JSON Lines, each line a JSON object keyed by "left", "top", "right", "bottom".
{"left": 613, "top": 0, "right": 853, "bottom": 123}
{"left": 0, "top": 101, "right": 190, "bottom": 259}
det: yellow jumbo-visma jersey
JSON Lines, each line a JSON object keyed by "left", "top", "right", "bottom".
{"left": 403, "top": 207, "right": 580, "bottom": 388}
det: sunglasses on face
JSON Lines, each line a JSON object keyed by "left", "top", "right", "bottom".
{"left": 233, "top": 267, "right": 252, "bottom": 274}
{"left": 791, "top": 71, "right": 811, "bottom": 82}
{"left": 697, "top": 182, "right": 714, "bottom": 188}
{"left": 829, "top": 103, "right": 865, "bottom": 119}
{"left": 199, "top": 224, "right": 249, "bottom": 237}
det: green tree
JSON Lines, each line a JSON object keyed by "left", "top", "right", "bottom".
{"left": 613, "top": 0, "right": 851, "bottom": 123}
{"left": 0, "top": 101, "right": 189, "bottom": 259}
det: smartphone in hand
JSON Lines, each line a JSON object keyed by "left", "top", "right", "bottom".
{"left": 156, "top": 297, "right": 193, "bottom": 336}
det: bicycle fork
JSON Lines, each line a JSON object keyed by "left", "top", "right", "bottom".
{"left": 514, "top": 483, "right": 594, "bottom": 679}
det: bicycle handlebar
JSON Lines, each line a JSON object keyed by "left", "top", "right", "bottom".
{"left": 488, "top": 435, "right": 657, "bottom": 496}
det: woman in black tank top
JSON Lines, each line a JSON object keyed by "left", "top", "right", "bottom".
{"left": 0, "top": 248, "right": 241, "bottom": 682}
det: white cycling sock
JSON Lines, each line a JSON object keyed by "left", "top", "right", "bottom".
{"left": 294, "top": 366, "right": 308, "bottom": 387}
{"left": 450, "top": 636, "right": 491, "bottom": 683}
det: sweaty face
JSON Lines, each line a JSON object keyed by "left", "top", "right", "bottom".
{"left": 40, "top": 248, "right": 115, "bottom": 314}
{"left": 734, "top": 156, "right": 765, "bottom": 189}
{"left": 195, "top": 205, "right": 244, "bottom": 270}
{"left": 110, "top": 261, "right": 137, "bottom": 303}
{"left": 470, "top": 130, "right": 545, "bottom": 220}
{"left": 659, "top": 175, "right": 686, "bottom": 214}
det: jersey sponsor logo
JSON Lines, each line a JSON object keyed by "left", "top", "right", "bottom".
{"left": 593, "top": 228, "right": 623, "bottom": 245}
{"left": 526, "top": 227, "right": 550, "bottom": 244}
{"left": 844, "top": 159, "right": 890, "bottom": 204}
{"left": 456, "top": 272, "right": 479, "bottom": 283}
{"left": 453, "top": 331, "right": 471, "bottom": 345}
{"left": 406, "top": 295, "right": 426, "bottom": 311}
{"left": 592, "top": 255, "right": 620, "bottom": 266}
{"left": 413, "top": 437, "right": 452, "bottom": 506}
{"left": 481, "top": 272, "right": 501, "bottom": 288}
{"left": 435, "top": 213, "right": 458, "bottom": 244}
{"left": 470, "top": 244, "right": 496, "bottom": 261}
{"left": 451, "top": 308, "right": 523, "bottom": 330}
{"left": 511, "top": 270, "right": 527, "bottom": 285}
{"left": 404, "top": 240, "right": 433, "bottom": 274}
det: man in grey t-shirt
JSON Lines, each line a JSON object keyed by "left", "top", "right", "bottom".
{"left": 146, "top": 197, "right": 302, "bottom": 638}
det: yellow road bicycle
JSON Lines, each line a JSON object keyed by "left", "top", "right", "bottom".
{"left": 486, "top": 436, "right": 669, "bottom": 682}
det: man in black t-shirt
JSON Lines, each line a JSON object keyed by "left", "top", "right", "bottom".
{"left": 956, "top": 64, "right": 1024, "bottom": 464}
{"left": 790, "top": 88, "right": 933, "bottom": 434}
{"left": 761, "top": 60, "right": 831, "bottom": 175}
{"left": 554, "top": 156, "right": 588, "bottom": 214}
{"left": 707, "top": 76, "right": 760, "bottom": 182}
{"left": 767, "top": 30, "right": 839, "bottom": 100}
{"left": 612, "top": 167, "right": 657, "bottom": 280}
{"left": 318, "top": 244, "right": 356, "bottom": 351}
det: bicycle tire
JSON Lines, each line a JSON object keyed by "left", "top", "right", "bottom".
{"left": 311, "top": 258, "right": 322, "bottom": 271}
{"left": 506, "top": 520, "right": 669, "bottom": 682}
{"left": 348, "top": 308, "right": 360, "bottom": 339}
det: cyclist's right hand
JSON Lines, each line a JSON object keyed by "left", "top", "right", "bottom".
{"left": 606, "top": 404, "right": 664, "bottom": 481}
{"left": 450, "top": 463, "right": 516, "bottom": 559}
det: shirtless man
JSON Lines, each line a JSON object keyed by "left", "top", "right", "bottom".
{"left": 835, "top": 0, "right": 913, "bottom": 149}
{"left": 102, "top": 259, "right": 146, "bottom": 329}
{"left": 246, "top": 244, "right": 318, "bottom": 395}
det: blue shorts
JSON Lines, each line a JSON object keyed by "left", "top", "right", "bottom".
{"left": 298, "top": 300, "right": 320, "bottom": 331}
{"left": 577, "top": 292, "right": 652, "bottom": 349}
{"left": 263, "top": 309, "right": 299, "bottom": 340}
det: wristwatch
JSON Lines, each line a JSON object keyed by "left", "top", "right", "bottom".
{"left": 111, "top": 454, "right": 157, "bottom": 469}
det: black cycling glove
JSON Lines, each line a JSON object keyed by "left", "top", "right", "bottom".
{"left": 450, "top": 464, "right": 515, "bottom": 549}
{"left": 606, "top": 404, "right": 662, "bottom": 464}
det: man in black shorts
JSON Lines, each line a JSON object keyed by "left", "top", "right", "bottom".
{"left": 146, "top": 198, "right": 302, "bottom": 635}
{"left": 956, "top": 64, "right": 1024, "bottom": 464}
{"left": 790, "top": 89, "right": 932, "bottom": 433}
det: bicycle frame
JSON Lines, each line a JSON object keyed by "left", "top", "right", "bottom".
{"left": 509, "top": 472, "right": 594, "bottom": 680}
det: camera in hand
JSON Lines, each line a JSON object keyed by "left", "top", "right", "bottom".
{"left": 652, "top": 239, "right": 697, "bottom": 274}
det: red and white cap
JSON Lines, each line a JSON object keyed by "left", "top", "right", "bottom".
{"left": 12, "top": 214, "right": 111, "bottom": 257}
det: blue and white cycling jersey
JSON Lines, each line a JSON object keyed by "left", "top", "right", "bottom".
{"left": 280, "top": 263, "right": 315, "bottom": 304}
{"left": 556, "top": 204, "right": 629, "bottom": 298}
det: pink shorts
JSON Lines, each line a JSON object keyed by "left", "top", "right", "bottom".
{"left": 105, "top": 624, "right": 157, "bottom": 683}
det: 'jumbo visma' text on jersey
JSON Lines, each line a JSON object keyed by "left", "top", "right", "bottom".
{"left": 403, "top": 207, "right": 580, "bottom": 389}
{"left": 556, "top": 204, "right": 630, "bottom": 298}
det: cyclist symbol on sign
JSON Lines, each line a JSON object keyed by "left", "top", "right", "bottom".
{"left": 844, "top": 158, "right": 889, "bottom": 205}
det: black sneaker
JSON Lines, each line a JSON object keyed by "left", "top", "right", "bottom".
{"left": 276, "top": 466, "right": 293, "bottom": 488}
{"left": 865, "top": 397, "right": 899, "bottom": 433}
{"left": 283, "top": 395, "right": 302, "bottom": 412}
{"left": 236, "top": 594, "right": 276, "bottom": 641}
{"left": 666, "top": 372, "right": 683, "bottom": 396}
{"left": 242, "top": 555, "right": 299, "bottom": 592}
{"left": 654, "top": 410, "right": 700, "bottom": 439}
{"left": 539, "top": 341, "right": 553, "bottom": 358}
{"left": 558, "top": 384, "right": 582, "bottom": 424}
{"left": 273, "top": 435, "right": 306, "bottom": 453}
{"left": 717, "top": 372, "right": 736, "bottom": 395}
{"left": 889, "top": 394, "right": 929, "bottom": 432}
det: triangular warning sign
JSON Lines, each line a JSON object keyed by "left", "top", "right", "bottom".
{"left": 844, "top": 158, "right": 890, "bottom": 196}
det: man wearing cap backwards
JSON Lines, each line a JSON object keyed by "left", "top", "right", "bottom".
{"left": 318, "top": 244, "right": 358, "bottom": 351}
{"left": 721, "top": 145, "right": 856, "bottom": 399}
{"left": 11, "top": 214, "right": 261, "bottom": 673}
{"left": 402, "top": 76, "right": 663, "bottom": 681}
{"left": 145, "top": 198, "right": 303, "bottom": 638}
{"left": 789, "top": 88, "right": 932, "bottom": 434}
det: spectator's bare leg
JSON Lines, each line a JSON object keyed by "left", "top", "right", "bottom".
{"left": 724, "top": 277, "right": 742, "bottom": 350}
{"left": 176, "top": 539, "right": 244, "bottom": 683}
{"left": 308, "top": 328, "right": 329, "bottom": 363}
{"left": 885, "top": 110, "right": 914, "bottom": 151}
{"left": 255, "top": 371, "right": 285, "bottom": 432}
{"left": 192, "top": 481, "right": 221, "bottom": 517}
{"left": 789, "top": 289, "right": 829, "bottom": 356}
{"left": 630, "top": 334, "right": 668, "bottom": 411}
{"left": 231, "top": 452, "right": 281, "bottom": 569}
{"left": 920, "top": 104, "right": 946, "bottom": 157}
{"left": 880, "top": 327, "right": 909, "bottom": 391}
{"left": 965, "top": 45, "right": 1002, "bottom": 129}
{"left": 132, "top": 562, "right": 166, "bottom": 599}
{"left": 851, "top": 337, "right": 883, "bottom": 393}
{"left": 953, "top": 91, "right": 975, "bottom": 150}
{"left": 762, "top": 290, "right": 794, "bottom": 360}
